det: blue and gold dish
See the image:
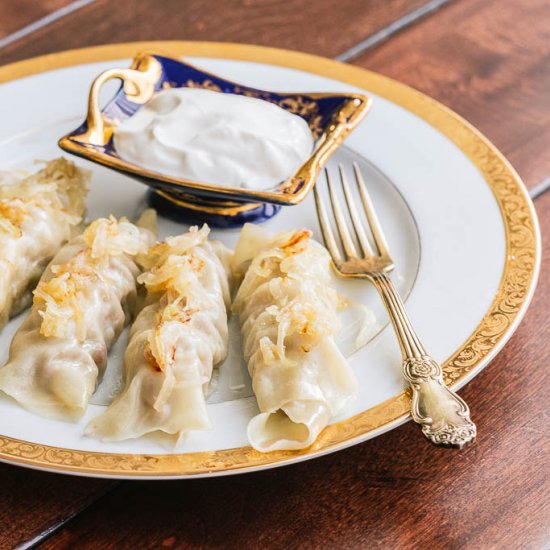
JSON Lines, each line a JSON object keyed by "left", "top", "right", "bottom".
{"left": 59, "top": 52, "right": 371, "bottom": 226}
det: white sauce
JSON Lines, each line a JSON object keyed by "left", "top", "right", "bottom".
{"left": 113, "top": 88, "right": 314, "bottom": 189}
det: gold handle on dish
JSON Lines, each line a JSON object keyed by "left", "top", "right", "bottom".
{"left": 74, "top": 53, "right": 162, "bottom": 146}
{"left": 371, "top": 273, "right": 477, "bottom": 448}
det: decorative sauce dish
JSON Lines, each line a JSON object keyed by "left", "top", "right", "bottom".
{"left": 58, "top": 52, "right": 371, "bottom": 226}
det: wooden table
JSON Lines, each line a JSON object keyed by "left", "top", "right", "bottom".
{"left": 0, "top": 1, "right": 548, "bottom": 548}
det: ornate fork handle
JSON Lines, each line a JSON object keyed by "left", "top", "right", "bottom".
{"left": 371, "top": 273, "right": 476, "bottom": 448}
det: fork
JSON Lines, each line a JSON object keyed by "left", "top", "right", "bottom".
{"left": 314, "top": 163, "right": 476, "bottom": 448}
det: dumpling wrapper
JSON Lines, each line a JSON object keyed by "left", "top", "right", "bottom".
{"left": 0, "top": 158, "right": 89, "bottom": 327}
{"left": 232, "top": 223, "right": 357, "bottom": 452}
{"left": 0, "top": 213, "right": 156, "bottom": 420}
{"left": 86, "top": 224, "right": 231, "bottom": 445}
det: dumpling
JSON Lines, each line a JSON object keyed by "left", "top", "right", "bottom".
{"left": 0, "top": 158, "right": 89, "bottom": 327}
{"left": 86, "top": 224, "right": 231, "bottom": 444}
{"left": 0, "top": 213, "right": 156, "bottom": 420}
{"left": 232, "top": 223, "right": 357, "bottom": 452}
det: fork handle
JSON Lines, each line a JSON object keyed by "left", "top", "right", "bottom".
{"left": 372, "top": 273, "right": 476, "bottom": 449}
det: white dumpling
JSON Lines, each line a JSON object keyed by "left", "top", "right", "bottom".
{"left": 0, "top": 158, "right": 89, "bottom": 327}
{"left": 0, "top": 214, "right": 156, "bottom": 420}
{"left": 232, "top": 223, "right": 357, "bottom": 452}
{"left": 86, "top": 224, "right": 231, "bottom": 445}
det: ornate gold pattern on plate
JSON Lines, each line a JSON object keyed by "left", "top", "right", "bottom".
{"left": 0, "top": 42, "right": 540, "bottom": 477}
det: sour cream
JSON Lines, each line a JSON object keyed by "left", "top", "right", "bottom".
{"left": 113, "top": 88, "right": 314, "bottom": 189}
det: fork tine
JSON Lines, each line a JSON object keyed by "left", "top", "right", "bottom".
{"left": 325, "top": 169, "right": 359, "bottom": 258}
{"left": 313, "top": 179, "right": 343, "bottom": 264}
{"left": 338, "top": 164, "right": 375, "bottom": 257}
{"left": 353, "top": 162, "right": 391, "bottom": 258}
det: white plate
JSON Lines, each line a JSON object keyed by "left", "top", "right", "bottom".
{"left": 0, "top": 43, "right": 540, "bottom": 478}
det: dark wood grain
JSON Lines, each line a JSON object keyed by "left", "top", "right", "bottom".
{"left": 354, "top": 0, "right": 550, "bottom": 189}
{"left": 0, "top": 463, "right": 114, "bottom": 549}
{"left": 0, "top": 0, "right": 74, "bottom": 39}
{"left": 40, "top": 194, "right": 550, "bottom": 549}
{"left": 0, "top": 0, "right": 548, "bottom": 548}
{"left": 0, "top": 0, "right": 426, "bottom": 66}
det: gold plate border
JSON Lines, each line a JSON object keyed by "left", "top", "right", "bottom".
{"left": 0, "top": 42, "right": 541, "bottom": 477}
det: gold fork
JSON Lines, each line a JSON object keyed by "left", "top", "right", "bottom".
{"left": 314, "top": 163, "right": 476, "bottom": 448}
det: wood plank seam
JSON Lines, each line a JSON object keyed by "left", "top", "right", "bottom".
{"left": 529, "top": 177, "right": 550, "bottom": 200}
{"left": 335, "top": 0, "right": 454, "bottom": 62}
{"left": 14, "top": 482, "right": 120, "bottom": 550}
{"left": 0, "top": 0, "right": 96, "bottom": 51}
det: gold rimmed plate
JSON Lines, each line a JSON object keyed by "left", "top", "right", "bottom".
{"left": 0, "top": 42, "right": 540, "bottom": 478}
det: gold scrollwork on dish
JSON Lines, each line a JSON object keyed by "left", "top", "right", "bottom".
{"left": 276, "top": 96, "right": 324, "bottom": 138}
{"left": 183, "top": 79, "right": 325, "bottom": 138}
{"left": 0, "top": 43, "right": 540, "bottom": 476}
{"left": 184, "top": 78, "right": 223, "bottom": 92}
